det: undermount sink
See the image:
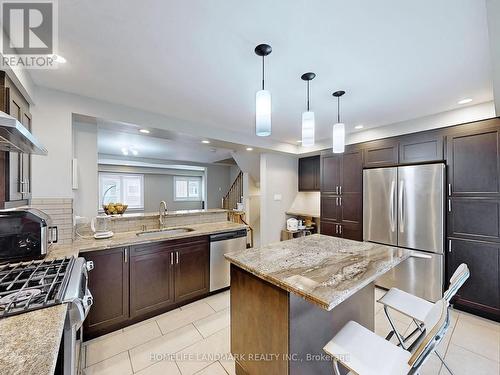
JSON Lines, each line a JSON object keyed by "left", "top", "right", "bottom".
{"left": 136, "top": 227, "right": 195, "bottom": 237}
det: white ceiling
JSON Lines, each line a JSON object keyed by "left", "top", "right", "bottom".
{"left": 31, "top": 0, "right": 493, "bottom": 145}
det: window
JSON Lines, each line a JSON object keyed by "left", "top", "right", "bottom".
{"left": 174, "top": 176, "right": 202, "bottom": 201}
{"left": 99, "top": 173, "right": 144, "bottom": 209}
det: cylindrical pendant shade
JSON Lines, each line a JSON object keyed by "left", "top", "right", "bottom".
{"left": 256, "top": 90, "right": 271, "bottom": 136}
{"left": 332, "top": 122, "right": 345, "bottom": 153}
{"left": 301, "top": 111, "right": 315, "bottom": 147}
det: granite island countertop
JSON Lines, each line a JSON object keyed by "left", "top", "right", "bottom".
{"left": 1, "top": 220, "right": 247, "bottom": 375}
{"left": 225, "top": 234, "right": 410, "bottom": 311}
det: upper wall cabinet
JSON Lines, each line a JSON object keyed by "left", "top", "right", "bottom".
{"left": 298, "top": 156, "right": 320, "bottom": 191}
{"left": 363, "top": 139, "right": 399, "bottom": 168}
{"left": 447, "top": 127, "right": 500, "bottom": 196}
{"left": 399, "top": 132, "right": 444, "bottom": 164}
{"left": 321, "top": 154, "right": 341, "bottom": 193}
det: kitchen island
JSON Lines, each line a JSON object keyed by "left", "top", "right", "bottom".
{"left": 224, "top": 234, "right": 410, "bottom": 375}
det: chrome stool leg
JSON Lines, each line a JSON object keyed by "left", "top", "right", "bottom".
{"left": 332, "top": 359, "right": 342, "bottom": 375}
{"left": 383, "top": 305, "right": 407, "bottom": 349}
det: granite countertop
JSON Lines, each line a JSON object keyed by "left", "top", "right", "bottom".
{"left": 225, "top": 234, "right": 410, "bottom": 311}
{"left": 49, "top": 220, "right": 247, "bottom": 259}
{"left": 2, "top": 220, "right": 246, "bottom": 375}
{"left": 0, "top": 304, "right": 67, "bottom": 375}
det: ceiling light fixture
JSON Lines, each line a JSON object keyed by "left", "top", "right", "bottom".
{"left": 355, "top": 125, "right": 364, "bottom": 130}
{"left": 246, "top": 147, "right": 253, "bottom": 151}
{"left": 139, "top": 129, "right": 150, "bottom": 134}
{"left": 332, "top": 90, "right": 346, "bottom": 153}
{"left": 131, "top": 149, "right": 138, "bottom": 156}
{"left": 202, "top": 140, "right": 210, "bottom": 144}
{"left": 50, "top": 54, "right": 66, "bottom": 63}
{"left": 301, "top": 72, "right": 316, "bottom": 147}
{"left": 121, "top": 147, "right": 129, "bottom": 156}
{"left": 255, "top": 44, "right": 272, "bottom": 137}
{"left": 297, "top": 140, "right": 302, "bottom": 143}
{"left": 458, "top": 98, "right": 472, "bottom": 105}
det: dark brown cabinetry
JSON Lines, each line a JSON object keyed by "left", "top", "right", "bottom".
{"left": 84, "top": 247, "right": 129, "bottom": 336}
{"left": 298, "top": 156, "right": 320, "bottom": 191}
{"left": 363, "top": 139, "right": 398, "bottom": 168}
{"left": 321, "top": 149, "right": 363, "bottom": 241}
{"left": 130, "top": 243, "right": 175, "bottom": 318}
{"left": 399, "top": 132, "right": 444, "bottom": 164}
{"left": 445, "top": 121, "right": 500, "bottom": 320}
{"left": 84, "top": 236, "right": 210, "bottom": 339}
{"left": 173, "top": 239, "right": 210, "bottom": 302}
{"left": 448, "top": 239, "right": 499, "bottom": 317}
{"left": 0, "top": 71, "right": 32, "bottom": 207}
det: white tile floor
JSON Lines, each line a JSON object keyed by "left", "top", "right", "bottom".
{"left": 82, "top": 288, "right": 500, "bottom": 375}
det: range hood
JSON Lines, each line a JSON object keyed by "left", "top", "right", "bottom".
{"left": 0, "top": 111, "right": 47, "bottom": 155}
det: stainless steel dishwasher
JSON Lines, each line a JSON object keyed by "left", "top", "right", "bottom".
{"left": 209, "top": 229, "right": 247, "bottom": 292}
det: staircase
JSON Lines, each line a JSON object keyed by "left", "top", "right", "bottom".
{"left": 222, "top": 171, "right": 254, "bottom": 248}
{"left": 222, "top": 171, "right": 243, "bottom": 210}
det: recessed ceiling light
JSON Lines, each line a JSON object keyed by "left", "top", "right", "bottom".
{"left": 50, "top": 54, "right": 66, "bottom": 63}
{"left": 121, "top": 147, "right": 129, "bottom": 156}
{"left": 297, "top": 140, "right": 302, "bottom": 143}
{"left": 139, "top": 129, "right": 150, "bottom": 134}
{"left": 131, "top": 149, "right": 138, "bottom": 156}
{"left": 246, "top": 147, "right": 253, "bottom": 151}
{"left": 354, "top": 125, "right": 364, "bottom": 129}
{"left": 202, "top": 140, "right": 210, "bottom": 144}
{"left": 458, "top": 98, "right": 472, "bottom": 105}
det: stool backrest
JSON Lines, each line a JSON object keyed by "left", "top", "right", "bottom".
{"left": 443, "top": 263, "right": 470, "bottom": 302}
{"left": 407, "top": 299, "right": 450, "bottom": 373}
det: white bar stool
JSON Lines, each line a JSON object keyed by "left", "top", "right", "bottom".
{"left": 377, "top": 264, "right": 469, "bottom": 375}
{"left": 323, "top": 298, "right": 450, "bottom": 375}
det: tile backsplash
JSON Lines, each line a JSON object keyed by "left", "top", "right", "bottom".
{"left": 28, "top": 198, "right": 73, "bottom": 244}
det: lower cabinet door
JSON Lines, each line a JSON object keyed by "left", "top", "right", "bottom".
{"left": 448, "top": 238, "right": 500, "bottom": 317}
{"left": 83, "top": 247, "right": 129, "bottom": 337}
{"left": 130, "top": 248, "right": 175, "bottom": 318}
{"left": 174, "top": 241, "right": 210, "bottom": 303}
{"left": 340, "top": 222, "right": 363, "bottom": 241}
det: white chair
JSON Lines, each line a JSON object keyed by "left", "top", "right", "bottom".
{"left": 377, "top": 263, "right": 470, "bottom": 375}
{"left": 323, "top": 298, "right": 450, "bottom": 375}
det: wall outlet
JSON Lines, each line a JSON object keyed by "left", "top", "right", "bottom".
{"left": 273, "top": 194, "right": 282, "bottom": 201}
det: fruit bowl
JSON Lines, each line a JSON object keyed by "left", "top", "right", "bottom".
{"left": 102, "top": 203, "right": 128, "bottom": 215}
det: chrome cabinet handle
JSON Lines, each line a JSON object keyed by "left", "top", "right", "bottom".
{"left": 336, "top": 185, "right": 339, "bottom": 194}
{"left": 176, "top": 251, "right": 179, "bottom": 264}
{"left": 339, "top": 197, "right": 342, "bottom": 206}
{"left": 339, "top": 225, "right": 342, "bottom": 235}
{"left": 399, "top": 180, "right": 404, "bottom": 233}
{"left": 339, "top": 186, "right": 342, "bottom": 195}
{"left": 448, "top": 199, "right": 452, "bottom": 212}
{"left": 448, "top": 183, "right": 452, "bottom": 196}
{"left": 335, "top": 224, "right": 338, "bottom": 234}
{"left": 170, "top": 252, "right": 174, "bottom": 265}
{"left": 336, "top": 197, "right": 339, "bottom": 206}
{"left": 448, "top": 240, "right": 452, "bottom": 253}
{"left": 124, "top": 248, "right": 128, "bottom": 263}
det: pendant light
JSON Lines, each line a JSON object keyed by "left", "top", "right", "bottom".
{"left": 255, "top": 44, "right": 272, "bottom": 136}
{"left": 332, "top": 90, "right": 346, "bottom": 153}
{"left": 301, "top": 72, "right": 316, "bottom": 147}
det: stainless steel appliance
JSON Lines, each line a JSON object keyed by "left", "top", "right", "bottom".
{"left": 363, "top": 163, "right": 445, "bottom": 301}
{"left": 0, "top": 257, "right": 93, "bottom": 375}
{"left": 209, "top": 229, "right": 247, "bottom": 292}
{"left": 0, "top": 208, "right": 58, "bottom": 262}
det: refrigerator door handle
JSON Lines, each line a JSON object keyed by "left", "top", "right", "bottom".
{"left": 389, "top": 180, "right": 396, "bottom": 232}
{"left": 399, "top": 180, "right": 405, "bottom": 233}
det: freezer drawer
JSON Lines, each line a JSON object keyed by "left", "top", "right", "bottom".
{"left": 376, "top": 250, "right": 443, "bottom": 302}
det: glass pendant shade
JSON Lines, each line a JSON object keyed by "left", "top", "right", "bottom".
{"left": 256, "top": 89, "right": 271, "bottom": 136}
{"left": 301, "top": 111, "right": 315, "bottom": 147}
{"left": 332, "top": 122, "right": 345, "bottom": 153}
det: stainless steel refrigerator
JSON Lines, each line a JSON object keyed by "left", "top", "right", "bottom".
{"left": 363, "top": 163, "right": 445, "bottom": 302}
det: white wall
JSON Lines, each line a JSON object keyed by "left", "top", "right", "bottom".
{"left": 260, "top": 153, "right": 298, "bottom": 245}
{"left": 487, "top": 0, "right": 500, "bottom": 115}
{"left": 205, "top": 164, "right": 232, "bottom": 209}
{"left": 72, "top": 121, "right": 98, "bottom": 219}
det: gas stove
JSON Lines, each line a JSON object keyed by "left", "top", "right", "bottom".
{"left": 0, "top": 257, "right": 93, "bottom": 375}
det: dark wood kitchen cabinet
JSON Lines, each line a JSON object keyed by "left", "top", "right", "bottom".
{"left": 363, "top": 139, "right": 399, "bottom": 168}
{"left": 445, "top": 119, "right": 500, "bottom": 320}
{"left": 84, "top": 247, "right": 129, "bottom": 337}
{"left": 298, "top": 156, "right": 320, "bottom": 191}
{"left": 447, "top": 238, "right": 499, "bottom": 318}
{"left": 173, "top": 238, "right": 210, "bottom": 303}
{"left": 129, "top": 243, "right": 175, "bottom": 318}
{"left": 398, "top": 132, "right": 444, "bottom": 164}
{"left": 0, "top": 71, "right": 32, "bottom": 207}
{"left": 321, "top": 149, "right": 363, "bottom": 241}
